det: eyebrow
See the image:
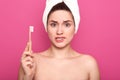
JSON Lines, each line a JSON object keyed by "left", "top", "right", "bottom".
{"left": 63, "top": 20, "right": 73, "bottom": 23}
{"left": 49, "top": 20, "right": 58, "bottom": 23}
{"left": 49, "top": 20, "right": 73, "bottom": 23}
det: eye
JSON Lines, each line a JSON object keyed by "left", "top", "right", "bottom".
{"left": 65, "top": 23, "right": 71, "bottom": 27}
{"left": 50, "top": 23, "right": 57, "bottom": 27}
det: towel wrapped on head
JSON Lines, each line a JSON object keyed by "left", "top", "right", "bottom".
{"left": 43, "top": 0, "right": 80, "bottom": 33}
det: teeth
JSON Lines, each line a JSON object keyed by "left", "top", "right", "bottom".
{"left": 56, "top": 37, "right": 64, "bottom": 40}
{"left": 55, "top": 37, "right": 65, "bottom": 42}
{"left": 57, "top": 37, "right": 62, "bottom": 39}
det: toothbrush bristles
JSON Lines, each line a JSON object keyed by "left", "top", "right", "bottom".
{"left": 29, "top": 26, "right": 34, "bottom": 32}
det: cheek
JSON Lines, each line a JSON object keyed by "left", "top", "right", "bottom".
{"left": 68, "top": 27, "right": 75, "bottom": 35}
{"left": 47, "top": 29, "right": 55, "bottom": 40}
{"left": 66, "top": 30, "right": 75, "bottom": 41}
{"left": 47, "top": 26, "right": 56, "bottom": 33}
{"left": 68, "top": 33, "right": 74, "bottom": 40}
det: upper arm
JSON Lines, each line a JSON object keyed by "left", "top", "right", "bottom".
{"left": 85, "top": 55, "right": 100, "bottom": 80}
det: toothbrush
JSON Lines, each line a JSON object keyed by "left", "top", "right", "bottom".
{"left": 29, "top": 26, "right": 34, "bottom": 51}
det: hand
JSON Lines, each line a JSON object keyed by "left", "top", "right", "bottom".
{"left": 21, "top": 42, "right": 36, "bottom": 80}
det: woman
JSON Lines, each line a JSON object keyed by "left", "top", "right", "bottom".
{"left": 18, "top": 0, "right": 100, "bottom": 80}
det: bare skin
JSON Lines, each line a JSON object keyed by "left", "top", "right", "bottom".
{"left": 18, "top": 10, "right": 100, "bottom": 80}
{"left": 19, "top": 47, "right": 99, "bottom": 80}
{"left": 33, "top": 50, "right": 99, "bottom": 80}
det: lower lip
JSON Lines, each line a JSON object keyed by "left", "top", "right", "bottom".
{"left": 55, "top": 38, "right": 65, "bottom": 43}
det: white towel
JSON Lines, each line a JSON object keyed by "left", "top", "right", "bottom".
{"left": 43, "top": 0, "right": 80, "bottom": 33}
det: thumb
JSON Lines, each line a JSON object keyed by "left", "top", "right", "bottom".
{"left": 28, "top": 41, "right": 32, "bottom": 53}
{"left": 24, "top": 41, "right": 32, "bottom": 53}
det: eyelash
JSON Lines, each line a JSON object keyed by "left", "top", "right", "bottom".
{"left": 49, "top": 23, "right": 71, "bottom": 27}
{"left": 65, "top": 23, "right": 71, "bottom": 27}
{"left": 50, "top": 23, "right": 56, "bottom": 27}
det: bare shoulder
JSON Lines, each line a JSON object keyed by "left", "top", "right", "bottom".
{"left": 78, "top": 54, "right": 100, "bottom": 79}
{"left": 81, "top": 54, "right": 97, "bottom": 63}
{"left": 80, "top": 54, "right": 98, "bottom": 66}
{"left": 75, "top": 52, "right": 99, "bottom": 69}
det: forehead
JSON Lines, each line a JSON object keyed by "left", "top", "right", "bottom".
{"left": 48, "top": 10, "right": 74, "bottom": 22}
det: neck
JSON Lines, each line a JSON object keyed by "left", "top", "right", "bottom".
{"left": 48, "top": 44, "right": 74, "bottom": 59}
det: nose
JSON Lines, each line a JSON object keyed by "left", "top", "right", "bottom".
{"left": 56, "top": 25, "right": 63, "bottom": 35}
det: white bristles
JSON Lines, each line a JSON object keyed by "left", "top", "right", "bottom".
{"left": 29, "top": 26, "right": 34, "bottom": 32}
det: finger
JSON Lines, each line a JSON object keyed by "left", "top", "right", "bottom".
{"left": 24, "top": 56, "right": 34, "bottom": 63}
{"left": 21, "top": 57, "right": 34, "bottom": 67}
{"left": 24, "top": 42, "right": 29, "bottom": 52}
{"left": 28, "top": 41, "right": 32, "bottom": 53}
{"left": 25, "top": 57, "right": 34, "bottom": 68}
{"left": 24, "top": 42, "right": 32, "bottom": 53}
{"left": 22, "top": 52, "right": 34, "bottom": 60}
{"left": 25, "top": 61, "right": 34, "bottom": 68}
{"left": 22, "top": 52, "right": 30, "bottom": 58}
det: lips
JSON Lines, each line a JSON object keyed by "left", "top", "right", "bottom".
{"left": 55, "top": 37, "right": 65, "bottom": 43}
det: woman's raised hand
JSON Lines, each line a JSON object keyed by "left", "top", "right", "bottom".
{"left": 20, "top": 26, "right": 36, "bottom": 80}
{"left": 21, "top": 41, "right": 36, "bottom": 80}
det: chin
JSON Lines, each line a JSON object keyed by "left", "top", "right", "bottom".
{"left": 52, "top": 42, "right": 70, "bottom": 49}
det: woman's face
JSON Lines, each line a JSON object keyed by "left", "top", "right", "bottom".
{"left": 47, "top": 10, "right": 75, "bottom": 48}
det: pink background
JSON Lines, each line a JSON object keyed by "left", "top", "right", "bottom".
{"left": 0, "top": 0, "right": 120, "bottom": 80}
